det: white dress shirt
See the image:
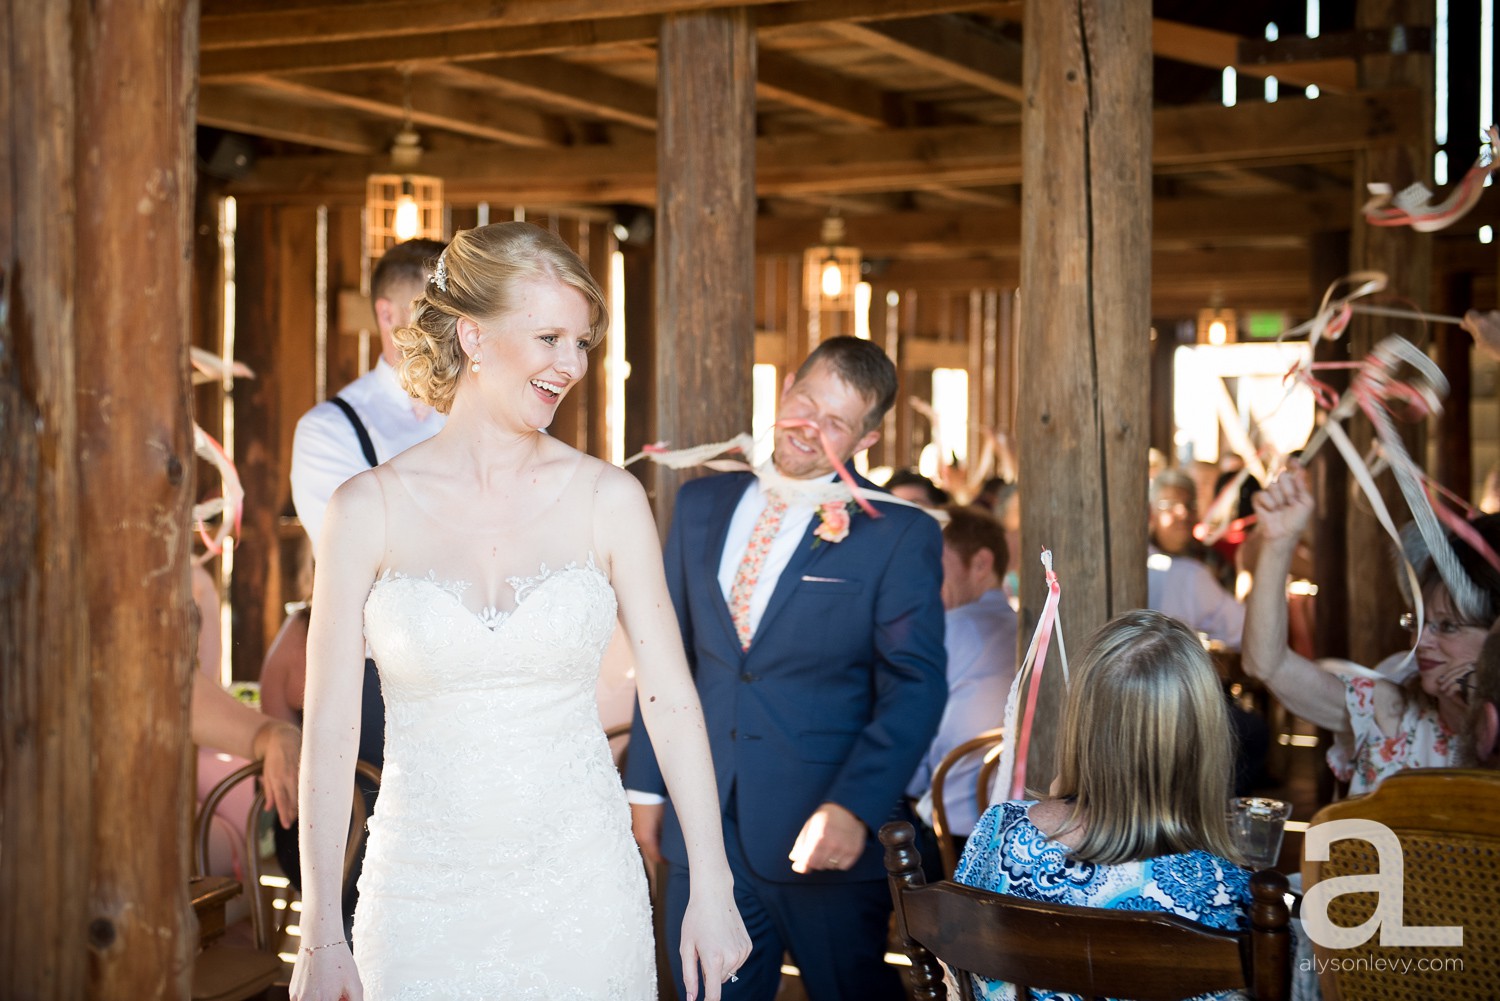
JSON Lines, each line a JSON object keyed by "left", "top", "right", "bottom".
{"left": 715, "top": 476, "right": 821, "bottom": 642}
{"left": 290, "top": 358, "right": 444, "bottom": 550}
{"left": 1146, "top": 547, "right": 1245, "bottom": 649}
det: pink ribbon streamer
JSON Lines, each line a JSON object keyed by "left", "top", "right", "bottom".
{"left": 771, "top": 418, "right": 881, "bottom": 518}
{"left": 193, "top": 424, "right": 244, "bottom": 559}
{"left": 622, "top": 420, "right": 884, "bottom": 519}
{"left": 995, "top": 549, "right": 1066, "bottom": 802}
{"left": 1363, "top": 125, "right": 1497, "bottom": 232}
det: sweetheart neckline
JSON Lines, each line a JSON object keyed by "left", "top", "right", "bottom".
{"left": 368, "top": 560, "right": 610, "bottom": 633}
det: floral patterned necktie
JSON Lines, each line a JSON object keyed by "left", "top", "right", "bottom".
{"left": 729, "top": 492, "right": 788, "bottom": 650}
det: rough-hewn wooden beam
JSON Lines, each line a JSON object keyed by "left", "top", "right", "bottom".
{"left": 429, "top": 57, "right": 658, "bottom": 132}
{"left": 2, "top": 1, "right": 92, "bottom": 994}
{"left": 229, "top": 91, "right": 1418, "bottom": 201}
{"left": 755, "top": 194, "right": 1348, "bottom": 253}
{"left": 757, "top": 49, "right": 897, "bottom": 129}
{"left": 1152, "top": 18, "right": 1357, "bottom": 92}
{"left": 201, "top": 16, "right": 661, "bottom": 81}
{"left": 1346, "top": 0, "right": 1432, "bottom": 667}
{"left": 1, "top": 0, "right": 199, "bottom": 995}
{"left": 825, "top": 14, "right": 1024, "bottom": 102}
{"left": 1016, "top": 0, "right": 1150, "bottom": 792}
{"left": 201, "top": 0, "right": 1001, "bottom": 79}
{"left": 199, "top": 85, "right": 388, "bottom": 153}
{"left": 249, "top": 72, "right": 568, "bottom": 147}
{"left": 653, "top": 8, "right": 757, "bottom": 531}
{"left": 876, "top": 250, "right": 1309, "bottom": 300}
{"left": 201, "top": 0, "right": 788, "bottom": 50}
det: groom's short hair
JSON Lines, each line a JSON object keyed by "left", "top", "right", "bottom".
{"left": 794, "top": 336, "right": 898, "bottom": 433}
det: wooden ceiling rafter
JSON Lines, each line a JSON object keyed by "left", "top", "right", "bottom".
{"left": 756, "top": 193, "right": 1349, "bottom": 255}
{"left": 200, "top": 0, "right": 1000, "bottom": 80}
{"left": 755, "top": 49, "right": 903, "bottom": 128}
{"left": 201, "top": 0, "right": 794, "bottom": 50}
{"left": 226, "top": 89, "right": 1421, "bottom": 204}
{"left": 198, "top": 85, "right": 389, "bottom": 154}
{"left": 823, "top": 14, "right": 1024, "bottom": 103}
{"left": 247, "top": 72, "right": 570, "bottom": 148}
{"left": 1151, "top": 18, "right": 1358, "bottom": 92}
{"left": 427, "top": 57, "right": 659, "bottom": 133}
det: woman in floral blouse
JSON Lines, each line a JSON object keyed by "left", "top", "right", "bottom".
{"left": 954, "top": 610, "right": 1250, "bottom": 1001}
{"left": 1245, "top": 466, "right": 1500, "bottom": 795}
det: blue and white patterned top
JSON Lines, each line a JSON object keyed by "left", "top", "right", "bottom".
{"left": 951, "top": 800, "right": 1252, "bottom": 1001}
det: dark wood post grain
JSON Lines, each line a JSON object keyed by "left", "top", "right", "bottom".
{"left": 1, "top": 0, "right": 199, "bottom": 995}
{"left": 74, "top": 0, "right": 200, "bottom": 994}
{"left": 653, "top": 7, "right": 756, "bottom": 534}
{"left": 0, "top": 0, "right": 94, "bottom": 994}
{"left": 1015, "top": 0, "right": 1151, "bottom": 792}
{"left": 1346, "top": 0, "right": 1433, "bottom": 667}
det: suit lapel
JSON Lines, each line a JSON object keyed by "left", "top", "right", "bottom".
{"left": 753, "top": 467, "right": 880, "bottom": 648}
{"left": 705, "top": 473, "right": 754, "bottom": 655}
{"left": 752, "top": 511, "right": 827, "bottom": 647}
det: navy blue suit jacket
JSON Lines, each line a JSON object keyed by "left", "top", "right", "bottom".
{"left": 625, "top": 470, "right": 948, "bottom": 883}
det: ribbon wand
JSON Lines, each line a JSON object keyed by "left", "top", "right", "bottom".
{"left": 993, "top": 549, "right": 1067, "bottom": 803}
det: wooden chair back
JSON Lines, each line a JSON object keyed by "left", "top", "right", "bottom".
{"left": 193, "top": 757, "right": 382, "bottom": 949}
{"left": 927, "top": 727, "right": 1004, "bottom": 876}
{"left": 1302, "top": 768, "right": 1500, "bottom": 1000}
{"left": 879, "top": 821, "right": 1292, "bottom": 1001}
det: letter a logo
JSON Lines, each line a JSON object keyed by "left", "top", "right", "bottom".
{"left": 1302, "top": 819, "right": 1462, "bottom": 949}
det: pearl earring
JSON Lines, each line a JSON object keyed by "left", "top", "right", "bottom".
{"left": 470, "top": 356, "right": 481, "bottom": 373}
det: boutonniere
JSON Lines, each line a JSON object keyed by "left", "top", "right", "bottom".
{"left": 814, "top": 501, "right": 856, "bottom": 546}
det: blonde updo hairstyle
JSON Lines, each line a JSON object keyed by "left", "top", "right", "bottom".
{"left": 1051, "top": 609, "right": 1240, "bottom": 865}
{"left": 393, "top": 222, "right": 608, "bottom": 414}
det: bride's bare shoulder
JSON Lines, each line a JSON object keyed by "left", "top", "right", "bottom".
{"left": 585, "top": 458, "right": 649, "bottom": 508}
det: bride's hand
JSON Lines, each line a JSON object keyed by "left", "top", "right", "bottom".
{"left": 679, "top": 889, "right": 751, "bottom": 1001}
{"left": 288, "top": 942, "right": 363, "bottom": 1001}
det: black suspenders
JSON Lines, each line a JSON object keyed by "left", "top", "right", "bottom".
{"left": 329, "top": 396, "right": 379, "bottom": 468}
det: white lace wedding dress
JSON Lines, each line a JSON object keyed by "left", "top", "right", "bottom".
{"left": 351, "top": 548, "right": 655, "bottom": 1000}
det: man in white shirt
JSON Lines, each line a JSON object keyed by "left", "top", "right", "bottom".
{"left": 290, "top": 238, "right": 448, "bottom": 550}
{"left": 281, "top": 238, "right": 446, "bottom": 927}
{"left": 908, "top": 506, "right": 1018, "bottom": 840}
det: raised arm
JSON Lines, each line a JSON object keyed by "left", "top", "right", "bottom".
{"left": 289, "top": 473, "right": 384, "bottom": 1001}
{"left": 595, "top": 467, "right": 749, "bottom": 1001}
{"left": 1243, "top": 467, "right": 1349, "bottom": 732}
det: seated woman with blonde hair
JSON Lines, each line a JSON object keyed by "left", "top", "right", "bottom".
{"left": 954, "top": 609, "right": 1250, "bottom": 1001}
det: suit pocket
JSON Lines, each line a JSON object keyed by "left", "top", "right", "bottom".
{"left": 795, "top": 577, "right": 863, "bottom": 596}
{"left": 800, "top": 730, "right": 859, "bottom": 764}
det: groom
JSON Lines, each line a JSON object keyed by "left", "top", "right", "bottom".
{"left": 626, "top": 337, "right": 948, "bottom": 1000}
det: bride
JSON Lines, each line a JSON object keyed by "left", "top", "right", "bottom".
{"left": 291, "top": 222, "right": 750, "bottom": 1001}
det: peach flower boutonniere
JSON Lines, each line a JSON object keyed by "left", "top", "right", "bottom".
{"left": 814, "top": 501, "right": 853, "bottom": 545}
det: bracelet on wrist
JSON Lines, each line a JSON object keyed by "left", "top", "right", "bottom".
{"left": 300, "top": 939, "right": 347, "bottom": 956}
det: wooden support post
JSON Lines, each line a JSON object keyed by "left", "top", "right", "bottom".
{"left": 1346, "top": 0, "right": 1432, "bottom": 667}
{"left": 233, "top": 204, "right": 318, "bottom": 677}
{"left": 2, "top": 0, "right": 199, "bottom": 996}
{"left": 653, "top": 7, "right": 756, "bottom": 533}
{"left": 1147, "top": 320, "right": 1178, "bottom": 460}
{"left": 1309, "top": 230, "right": 1352, "bottom": 664}
{"left": 621, "top": 238, "right": 658, "bottom": 495}
{"left": 1016, "top": 0, "right": 1151, "bottom": 792}
{"left": 1433, "top": 272, "right": 1473, "bottom": 497}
